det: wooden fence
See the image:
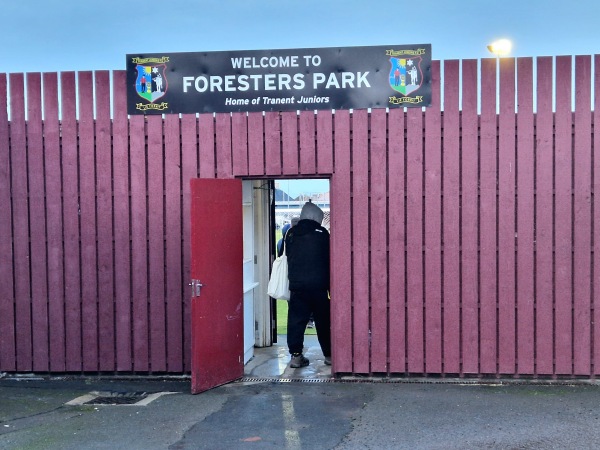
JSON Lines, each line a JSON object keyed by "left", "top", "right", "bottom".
{"left": 1, "top": 55, "right": 599, "bottom": 377}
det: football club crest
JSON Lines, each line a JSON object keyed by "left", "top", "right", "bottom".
{"left": 135, "top": 63, "right": 168, "bottom": 103}
{"left": 389, "top": 56, "right": 423, "bottom": 96}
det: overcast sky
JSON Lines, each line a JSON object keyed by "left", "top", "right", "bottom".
{"left": 3, "top": 0, "right": 599, "bottom": 74}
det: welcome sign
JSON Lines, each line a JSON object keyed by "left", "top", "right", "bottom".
{"left": 126, "top": 44, "right": 431, "bottom": 114}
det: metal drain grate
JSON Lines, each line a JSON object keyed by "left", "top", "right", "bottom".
{"left": 84, "top": 392, "right": 148, "bottom": 405}
{"left": 237, "top": 376, "right": 591, "bottom": 386}
{"left": 66, "top": 391, "right": 177, "bottom": 406}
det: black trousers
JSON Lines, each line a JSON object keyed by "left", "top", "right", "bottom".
{"left": 287, "top": 289, "right": 331, "bottom": 357}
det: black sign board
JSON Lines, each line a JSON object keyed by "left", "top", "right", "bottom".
{"left": 126, "top": 44, "right": 431, "bottom": 115}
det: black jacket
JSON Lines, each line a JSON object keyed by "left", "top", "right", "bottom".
{"left": 285, "top": 219, "right": 330, "bottom": 291}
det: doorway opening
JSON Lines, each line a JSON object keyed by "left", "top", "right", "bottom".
{"left": 272, "top": 178, "right": 331, "bottom": 337}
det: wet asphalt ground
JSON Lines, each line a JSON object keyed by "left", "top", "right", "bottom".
{"left": 2, "top": 374, "right": 600, "bottom": 449}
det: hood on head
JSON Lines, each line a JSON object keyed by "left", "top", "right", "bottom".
{"left": 299, "top": 201, "right": 324, "bottom": 224}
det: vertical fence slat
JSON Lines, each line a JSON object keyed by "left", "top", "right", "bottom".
{"left": 199, "top": 114, "right": 215, "bottom": 178}
{"left": 442, "top": 60, "right": 460, "bottom": 374}
{"left": 331, "top": 110, "right": 352, "bottom": 372}
{"left": 61, "top": 72, "right": 82, "bottom": 371}
{"left": 181, "top": 114, "right": 199, "bottom": 371}
{"left": 281, "top": 111, "right": 299, "bottom": 175}
{"left": 165, "top": 114, "right": 183, "bottom": 372}
{"left": 26, "top": 73, "right": 49, "bottom": 371}
{"left": 479, "top": 59, "right": 498, "bottom": 374}
{"left": 407, "top": 106, "right": 424, "bottom": 373}
{"left": 130, "top": 114, "right": 149, "bottom": 371}
{"left": 78, "top": 72, "right": 99, "bottom": 371}
{"left": 369, "top": 108, "right": 388, "bottom": 373}
{"left": 95, "top": 71, "right": 115, "bottom": 371}
{"left": 299, "top": 111, "right": 316, "bottom": 175}
{"left": 573, "top": 55, "right": 592, "bottom": 375}
{"left": 554, "top": 55, "right": 573, "bottom": 374}
{"left": 148, "top": 115, "right": 166, "bottom": 371}
{"left": 232, "top": 112, "right": 249, "bottom": 177}
{"left": 351, "top": 109, "right": 370, "bottom": 374}
{"left": 461, "top": 59, "right": 479, "bottom": 373}
{"left": 0, "top": 73, "right": 15, "bottom": 371}
{"left": 316, "top": 111, "right": 333, "bottom": 174}
{"left": 424, "top": 60, "right": 442, "bottom": 373}
{"left": 388, "top": 108, "right": 406, "bottom": 373}
{"left": 112, "top": 70, "right": 132, "bottom": 371}
{"left": 43, "top": 72, "right": 65, "bottom": 371}
{"left": 516, "top": 58, "right": 535, "bottom": 374}
{"left": 497, "top": 58, "right": 517, "bottom": 374}
{"left": 535, "top": 57, "right": 555, "bottom": 375}
{"left": 216, "top": 114, "right": 233, "bottom": 179}
{"left": 247, "top": 113, "right": 265, "bottom": 176}
{"left": 265, "top": 112, "right": 281, "bottom": 175}
{"left": 594, "top": 54, "right": 600, "bottom": 376}
{"left": 10, "top": 74, "right": 32, "bottom": 371}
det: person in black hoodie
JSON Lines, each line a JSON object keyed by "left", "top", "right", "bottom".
{"left": 285, "top": 201, "right": 331, "bottom": 368}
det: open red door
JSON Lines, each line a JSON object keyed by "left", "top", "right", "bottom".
{"left": 190, "top": 178, "right": 243, "bottom": 394}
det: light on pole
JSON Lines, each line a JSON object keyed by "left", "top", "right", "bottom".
{"left": 487, "top": 39, "right": 512, "bottom": 57}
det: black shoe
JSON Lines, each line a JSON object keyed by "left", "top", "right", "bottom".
{"left": 290, "top": 353, "right": 309, "bottom": 368}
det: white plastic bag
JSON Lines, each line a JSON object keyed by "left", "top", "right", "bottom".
{"left": 267, "top": 246, "right": 290, "bottom": 301}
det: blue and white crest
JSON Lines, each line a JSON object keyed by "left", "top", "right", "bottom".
{"left": 135, "top": 64, "right": 168, "bottom": 103}
{"left": 389, "top": 56, "right": 423, "bottom": 96}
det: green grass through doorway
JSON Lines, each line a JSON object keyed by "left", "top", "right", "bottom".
{"left": 276, "top": 299, "right": 317, "bottom": 336}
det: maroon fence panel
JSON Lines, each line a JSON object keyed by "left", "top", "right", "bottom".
{"left": 199, "top": 114, "right": 216, "bottom": 178}
{"left": 43, "top": 72, "right": 65, "bottom": 372}
{"left": 330, "top": 110, "right": 352, "bottom": 372}
{"left": 516, "top": 58, "right": 535, "bottom": 375}
{"left": 595, "top": 54, "right": 600, "bottom": 376}
{"left": 27, "top": 73, "right": 49, "bottom": 372}
{"left": 442, "top": 60, "right": 460, "bottom": 374}
{"left": 461, "top": 59, "right": 479, "bottom": 374}
{"left": 554, "top": 56, "right": 574, "bottom": 375}
{"left": 95, "top": 71, "right": 115, "bottom": 371}
{"left": 61, "top": 72, "right": 82, "bottom": 372}
{"left": 406, "top": 106, "right": 424, "bottom": 374}
{"left": 299, "top": 111, "right": 316, "bottom": 175}
{"left": 316, "top": 111, "right": 333, "bottom": 174}
{"left": 424, "top": 60, "right": 442, "bottom": 374}
{"left": 130, "top": 113, "right": 149, "bottom": 371}
{"left": 216, "top": 114, "right": 233, "bottom": 179}
{"left": 165, "top": 114, "right": 184, "bottom": 372}
{"left": 265, "top": 112, "right": 281, "bottom": 176}
{"left": 181, "top": 113, "right": 199, "bottom": 371}
{"left": 497, "top": 58, "right": 516, "bottom": 374}
{"left": 78, "top": 72, "right": 99, "bottom": 372}
{"left": 148, "top": 114, "right": 167, "bottom": 371}
{"left": 479, "top": 59, "right": 498, "bottom": 374}
{"left": 573, "top": 55, "right": 592, "bottom": 375}
{"left": 0, "top": 73, "right": 15, "bottom": 371}
{"left": 351, "top": 109, "right": 370, "bottom": 374}
{"left": 112, "top": 70, "right": 132, "bottom": 372}
{"left": 387, "top": 107, "right": 406, "bottom": 373}
{"left": 281, "top": 111, "right": 299, "bottom": 175}
{"left": 10, "top": 73, "right": 32, "bottom": 372}
{"left": 247, "top": 113, "right": 265, "bottom": 176}
{"left": 535, "top": 57, "right": 555, "bottom": 375}
{"left": 232, "top": 112, "right": 249, "bottom": 177}
{"left": 369, "top": 108, "right": 388, "bottom": 373}
{"left": 2, "top": 57, "right": 600, "bottom": 378}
